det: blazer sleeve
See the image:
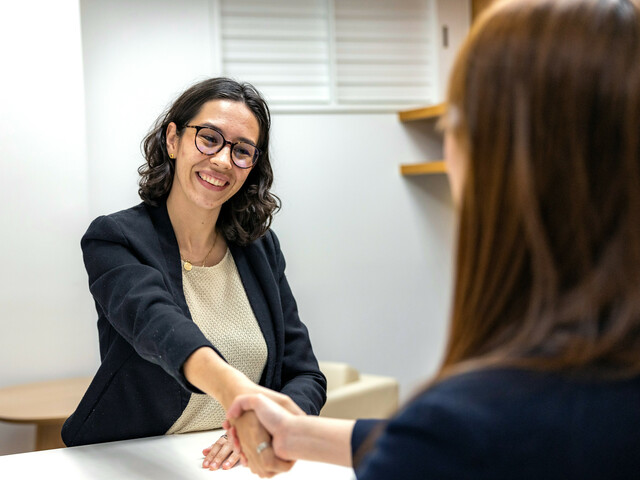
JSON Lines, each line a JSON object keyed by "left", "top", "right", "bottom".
{"left": 268, "top": 231, "right": 327, "bottom": 415}
{"left": 351, "top": 419, "right": 386, "bottom": 465}
{"left": 352, "top": 388, "right": 490, "bottom": 480}
{"left": 82, "top": 214, "right": 218, "bottom": 392}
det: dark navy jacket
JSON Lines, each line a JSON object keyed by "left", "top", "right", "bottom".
{"left": 62, "top": 201, "right": 326, "bottom": 446}
{"left": 352, "top": 368, "right": 640, "bottom": 479}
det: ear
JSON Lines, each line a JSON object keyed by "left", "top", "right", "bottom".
{"left": 166, "top": 122, "right": 179, "bottom": 158}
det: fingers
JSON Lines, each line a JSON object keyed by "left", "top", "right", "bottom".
{"left": 221, "top": 450, "right": 241, "bottom": 470}
{"left": 226, "top": 393, "right": 256, "bottom": 420}
{"left": 259, "top": 448, "right": 295, "bottom": 475}
{"left": 228, "top": 393, "right": 287, "bottom": 436}
{"left": 228, "top": 426, "right": 241, "bottom": 451}
{"left": 264, "top": 391, "right": 305, "bottom": 416}
{"left": 224, "top": 391, "right": 301, "bottom": 477}
{"left": 234, "top": 411, "right": 295, "bottom": 478}
{"left": 201, "top": 435, "right": 238, "bottom": 471}
{"left": 245, "top": 443, "right": 294, "bottom": 478}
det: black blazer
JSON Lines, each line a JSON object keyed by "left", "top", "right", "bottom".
{"left": 351, "top": 368, "right": 640, "bottom": 479}
{"left": 62, "top": 201, "right": 326, "bottom": 446}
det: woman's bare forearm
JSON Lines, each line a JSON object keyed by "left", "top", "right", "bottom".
{"left": 182, "top": 346, "right": 247, "bottom": 408}
{"left": 282, "top": 416, "right": 356, "bottom": 467}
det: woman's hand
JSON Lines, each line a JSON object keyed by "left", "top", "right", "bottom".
{"left": 226, "top": 394, "right": 297, "bottom": 464}
{"left": 231, "top": 410, "right": 295, "bottom": 478}
{"left": 227, "top": 395, "right": 356, "bottom": 469}
{"left": 184, "top": 347, "right": 306, "bottom": 475}
{"left": 201, "top": 433, "right": 241, "bottom": 471}
{"left": 248, "top": 387, "right": 305, "bottom": 417}
{"left": 200, "top": 396, "right": 296, "bottom": 473}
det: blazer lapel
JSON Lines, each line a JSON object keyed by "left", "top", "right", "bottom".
{"left": 146, "top": 200, "right": 191, "bottom": 318}
{"left": 229, "top": 242, "right": 277, "bottom": 388}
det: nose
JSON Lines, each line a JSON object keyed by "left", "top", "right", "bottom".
{"left": 210, "top": 142, "right": 233, "bottom": 169}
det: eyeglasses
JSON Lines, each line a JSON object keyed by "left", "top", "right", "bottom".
{"left": 183, "top": 125, "right": 260, "bottom": 169}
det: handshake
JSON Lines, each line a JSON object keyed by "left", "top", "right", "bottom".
{"left": 221, "top": 391, "right": 304, "bottom": 478}
{"left": 202, "top": 387, "right": 346, "bottom": 478}
{"left": 203, "top": 389, "right": 354, "bottom": 478}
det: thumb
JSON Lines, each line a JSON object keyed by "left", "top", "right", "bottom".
{"left": 226, "top": 394, "right": 254, "bottom": 420}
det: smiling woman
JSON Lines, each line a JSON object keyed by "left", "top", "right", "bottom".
{"left": 165, "top": 99, "right": 260, "bottom": 236}
{"left": 61, "top": 78, "right": 327, "bottom": 474}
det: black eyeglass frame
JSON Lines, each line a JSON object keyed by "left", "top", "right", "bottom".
{"left": 182, "top": 124, "right": 261, "bottom": 169}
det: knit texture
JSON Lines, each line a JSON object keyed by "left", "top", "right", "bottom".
{"left": 166, "top": 249, "right": 268, "bottom": 434}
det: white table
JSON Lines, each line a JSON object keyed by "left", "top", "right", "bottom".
{"left": 0, "top": 429, "right": 355, "bottom": 480}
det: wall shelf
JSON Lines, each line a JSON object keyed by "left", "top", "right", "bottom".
{"left": 398, "top": 102, "right": 446, "bottom": 122}
{"left": 398, "top": 103, "right": 447, "bottom": 176}
{"left": 398, "top": 1, "right": 492, "bottom": 178}
{"left": 400, "top": 161, "right": 447, "bottom": 176}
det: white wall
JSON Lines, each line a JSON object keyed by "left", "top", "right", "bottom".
{"left": 270, "top": 113, "right": 455, "bottom": 387}
{"left": 0, "top": 0, "right": 467, "bottom": 455}
{"left": 437, "top": 0, "right": 472, "bottom": 98}
{"left": 0, "top": 0, "right": 97, "bottom": 455}
{"left": 81, "top": 0, "right": 214, "bottom": 215}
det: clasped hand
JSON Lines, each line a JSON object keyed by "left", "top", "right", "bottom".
{"left": 224, "top": 392, "right": 303, "bottom": 478}
{"left": 201, "top": 384, "right": 303, "bottom": 477}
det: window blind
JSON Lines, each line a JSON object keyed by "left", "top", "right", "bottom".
{"left": 216, "top": 0, "right": 437, "bottom": 110}
{"left": 219, "top": 0, "right": 331, "bottom": 104}
{"left": 334, "top": 0, "right": 436, "bottom": 106}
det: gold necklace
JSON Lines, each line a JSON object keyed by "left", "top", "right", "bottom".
{"left": 181, "top": 231, "right": 218, "bottom": 271}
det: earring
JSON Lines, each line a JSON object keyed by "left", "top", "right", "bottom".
{"left": 169, "top": 153, "right": 175, "bottom": 159}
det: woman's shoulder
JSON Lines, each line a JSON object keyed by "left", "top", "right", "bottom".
{"left": 417, "top": 366, "right": 640, "bottom": 403}
{"left": 83, "top": 202, "right": 163, "bottom": 246}
{"left": 403, "top": 367, "right": 640, "bottom": 426}
{"left": 362, "top": 368, "right": 640, "bottom": 479}
{"left": 91, "top": 202, "right": 151, "bottom": 226}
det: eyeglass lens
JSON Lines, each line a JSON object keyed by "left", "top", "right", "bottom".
{"left": 195, "top": 127, "right": 257, "bottom": 168}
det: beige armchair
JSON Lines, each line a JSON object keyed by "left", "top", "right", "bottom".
{"left": 318, "top": 361, "right": 399, "bottom": 420}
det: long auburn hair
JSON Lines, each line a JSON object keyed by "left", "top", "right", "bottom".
{"left": 138, "top": 77, "right": 280, "bottom": 246}
{"left": 441, "top": 0, "right": 640, "bottom": 379}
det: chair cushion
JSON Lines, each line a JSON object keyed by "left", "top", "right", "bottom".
{"left": 318, "top": 361, "right": 360, "bottom": 392}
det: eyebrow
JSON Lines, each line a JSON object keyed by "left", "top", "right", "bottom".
{"left": 197, "top": 122, "right": 258, "bottom": 147}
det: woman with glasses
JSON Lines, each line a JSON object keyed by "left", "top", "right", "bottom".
{"left": 62, "top": 78, "right": 326, "bottom": 473}
{"left": 225, "top": 0, "right": 640, "bottom": 478}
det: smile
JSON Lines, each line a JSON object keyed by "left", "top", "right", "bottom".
{"left": 198, "top": 172, "right": 228, "bottom": 187}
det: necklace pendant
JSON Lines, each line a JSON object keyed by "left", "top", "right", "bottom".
{"left": 183, "top": 261, "right": 193, "bottom": 271}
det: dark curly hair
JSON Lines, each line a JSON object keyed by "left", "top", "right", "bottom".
{"left": 138, "top": 77, "right": 280, "bottom": 246}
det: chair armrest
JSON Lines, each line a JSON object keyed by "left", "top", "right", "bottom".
{"left": 318, "top": 361, "right": 360, "bottom": 391}
{"left": 319, "top": 374, "right": 399, "bottom": 420}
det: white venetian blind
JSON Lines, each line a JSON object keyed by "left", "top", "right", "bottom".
{"left": 334, "top": 0, "right": 436, "bottom": 106}
{"left": 216, "top": 0, "right": 437, "bottom": 110}
{"left": 219, "top": 0, "right": 331, "bottom": 104}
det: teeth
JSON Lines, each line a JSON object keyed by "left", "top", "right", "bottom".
{"left": 199, "top": 172, "right": 226, "bottom": 187}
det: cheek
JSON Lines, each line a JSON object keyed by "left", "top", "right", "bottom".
{"left": 235, "top": 169, "right": 253, "bottom": 188}
{"left": 175, "top": 157, "right": 190, "bottom": 179}
{"left": 226, "top": 169, "right": 253, "bottom": 199}
{"left": 444, "top": 132, "right": 466, "bottom": 205}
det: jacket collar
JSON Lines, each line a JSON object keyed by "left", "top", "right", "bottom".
{"left": 145, "top": 198, "right": 189, "bottom": 316}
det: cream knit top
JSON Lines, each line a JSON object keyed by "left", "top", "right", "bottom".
{"left": 166, "top": 249, "right": 268, "bottom": 435}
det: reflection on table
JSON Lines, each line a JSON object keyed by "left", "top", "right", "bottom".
{"left": 0, "top": 429, "right": 356, "bottom": 480}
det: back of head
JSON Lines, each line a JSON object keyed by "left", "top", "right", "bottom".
{"left": 443, "top": 0, "right": 640, "bottom": 376}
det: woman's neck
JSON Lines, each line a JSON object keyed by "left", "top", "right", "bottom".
{"left": 166, "top": 191, "right": 220, "bottom": 255}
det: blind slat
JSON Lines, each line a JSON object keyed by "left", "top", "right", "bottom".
{"left": 218, "top": 0, "right": 436, "bottom": 108}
